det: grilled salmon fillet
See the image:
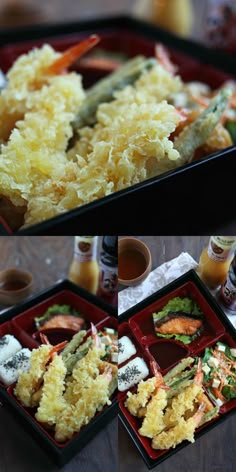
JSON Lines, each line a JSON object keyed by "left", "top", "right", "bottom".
{"left": 156, "top": 316, "right": 202, "bottom": 335}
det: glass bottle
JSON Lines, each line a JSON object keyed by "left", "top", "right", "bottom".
{"left": 203, "top": 0, "right": 236, "bottom": 54}
{"left": 68, "top": 236, "right": 99, "bottom": 295}
{"left": 219, "top": 249, "right": 236, "bottom": 313}
{"left": 197, "top": 236, "right": 236, "bottom": 289}
{"left": 97, "top": 236, "right": 118, "bottom": 306}
{"left": 133, "top": 0, "right": 193, "bottom": 38}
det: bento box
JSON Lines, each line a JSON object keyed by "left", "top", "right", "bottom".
{"left": 0, "top": 279, "right": 118, "bottom": 466}
{"left": 0, "top": 15, "right": 236, "bottom": 235}
{"left": 118, "top": 269, "right": 236, "bottom": 469}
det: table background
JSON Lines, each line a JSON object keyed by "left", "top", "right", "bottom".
{"left": 0, "top": 0, "right": 208, "bottom": 44}
{"left": 0, "top": 235, "right": 117, "bottom": 472}
{"left": 118, "top": 236, "right": 235, "bottom": 472}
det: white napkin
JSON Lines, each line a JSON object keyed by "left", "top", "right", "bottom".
{"left": 118, "top": 252, "right": 197, "bottom": 315}
{"left": 118, "top": 251, "right": 236, "bottom": 330}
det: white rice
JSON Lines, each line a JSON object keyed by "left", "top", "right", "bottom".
{"left": 0, "top": 334, "right": 22, "bottom": 364}
{"left": 0, "top": 348, "right": 31, "bottom": 386}
{"left": 118, "top": 356, "right": 149, "bottom": 392}
{"left": 118, "top": 336, "right": 137, "bottom": 364}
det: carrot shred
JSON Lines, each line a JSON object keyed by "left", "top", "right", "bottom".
{"left": 47, "top": 34, "right": 100, "bottom": 75}
{"left": 190, "top": 95, "right": 209, "bottom": 108}
{"left": 78, "top": 56, "right": 122, "bottom": 72}
{"left": 212, "top": 387, "right": 225, "bottom": 401}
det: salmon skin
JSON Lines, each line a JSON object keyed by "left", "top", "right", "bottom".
{"left": 39, "top": 314, "right": 85, "bottom": 331}
{"left": 154, "top": 311, "right": 203, "bottom": 336}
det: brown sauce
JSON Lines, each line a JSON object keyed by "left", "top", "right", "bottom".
{"left": 0, "top": 280, "right": 28, "bottom": 291}
{"left": 118, "top": 249, "right": 147, "bottom": 280}
{"left": 149, "top": 342, "right": 188, "bottom": 370}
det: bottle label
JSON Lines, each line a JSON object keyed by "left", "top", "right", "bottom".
{"left": 207, "top": 236, "right": 236, "bottom": 262}
{"left": 204, "top": 0, "right": 236, "bottom": 53}
{"left": 99, "top": 261, "right": 118, "bottom": 295}
{"left": 221, "top": 275, "right": 236, "bottom": 311}
{"left": 74, "top": 236, "right": 97, "bottom": 262}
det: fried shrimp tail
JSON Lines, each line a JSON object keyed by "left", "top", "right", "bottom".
{"left": 138, "top": 362, "right": 169, "bottom": 438}
{"left": 152, "top": 402, "right": 205, "bottom": 450}
{"left": 55, "top": 365, "right": 112, "bottom": 442}
{"left": 125, "top": 377, "right": 157, "bottom": 416}
{"left": 35, "top": 354, "right": 67, "bottom": 426}
{"left": 163, "top": 358, "right": 203, "bottom": 427}
{"left": 46, "top": 35, "right": 100, "bottom": 76}
{"left": 14, "top": 341, "right": 67, "bottom": 407}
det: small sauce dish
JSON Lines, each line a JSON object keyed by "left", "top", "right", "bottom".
{"left": 0, "top": 268, "right": 33, "bottom": 305}
{"left": 118, "top": 237, "right": 152, "bottom": 286}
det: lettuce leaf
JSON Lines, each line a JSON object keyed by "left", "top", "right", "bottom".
{"left": 152, "top": 296, "right": 203, "bottom": 344}
{"left": 222, "top": 384, "right": 236, "bottom": 400}
{"left": 34, "top": 304, "right": 84, "bottom": 329}
{"left": 152, "top": 296, "right": 203, "bottom": 323}
{"left": 154, "top": 332, "right": 192, "bottom": 345}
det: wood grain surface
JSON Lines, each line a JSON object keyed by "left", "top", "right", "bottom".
{"left": 0, "top": 0, "right": 134, "bottom": 28}
{"left": 0, "top": 235, "right": 117, "bottom": 472}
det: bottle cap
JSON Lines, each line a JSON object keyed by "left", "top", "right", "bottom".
{"left": 102, "top": 236, "right": 118, "bottom": 258}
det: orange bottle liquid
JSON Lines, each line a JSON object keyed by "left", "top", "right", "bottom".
{"left": 153, "top": 0, "right": 193, "bottom": 37}
{"left": 197, "top": 236, "right": 236, "bottom": 289}
{"left": 68, "top": 236, "right": 99, "bottom": 295}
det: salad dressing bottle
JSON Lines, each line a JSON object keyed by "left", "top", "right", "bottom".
{"left": 133, "top": 0, "right": 193, "bottom": 38}
{"left": 97, "top": 236, "right": 118, "bottom": 306}
{"left": 68, "top": 236, "right": 99, "bottom": 294}
{"left": 219, "top": 249, "right": 236, "bottom": 313}
{"left": 197, "top": 236, "right": 236, "bottom": 289}
{"left": 153, "top": 0, "right": 193, "bottom": 37}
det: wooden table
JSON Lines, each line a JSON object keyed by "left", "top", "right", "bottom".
{"left": 118, "top": 236, "right": 236, "bottom": 472}
{"left": 0, "top": 236, "right": 117, "bottom": 472}
{"left": 0, "top": 0, "right": 134, "bottom": 28}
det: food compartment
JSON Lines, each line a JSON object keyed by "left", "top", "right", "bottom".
{"left": 11, "top": 289, "right": 109, "bottom": 340}
{"left": 119, "top": 396, "right": 167, "bottom": 461}
{"left": 146, "top": 338, "right": 190, "bottom": 373}
{"left": 0, "top": 320, "right": 38, "bottom": 388}
{"left": 32, "top": 313, "right": 118, "bottom": 347}
{"left": 0, "top": 30, "right": 234, "bottom": 87}
{"left": 119, "top": 270, "right": 236, "bottom": 467}
{"left": 128, "top": 281, "right": 225, "bottom": 352}
{"left": 6, "top": 373, "right": 117, "bottom": 451}
{"left": 32, "top": 327, "right": 77, "bottom": 345}
{"left": 198, "top": 332, "right": 236, "bottom": 415}
{"left": 119, "top": 350, "right": 221, "bottom": 463}
{"left": 0, "top": 278, "right": 118, "bottom": 465}
{"left": 118, "top": 322, "right": 153, "bottom": 397}
{"left": 3, "top": 321, "right": 118, "bottom": 452}
{"left": 0, "top": 20, "right": 235, "bottom": 236}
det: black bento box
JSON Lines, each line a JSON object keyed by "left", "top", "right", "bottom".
{"left": 118, "top": 269, "right": 236, "bottom": 469}
{"left": 0, "top": 279, "right": 118, "bottom": 466}
{"left": 0, "top": 15, "right": 236, "bottom": 235}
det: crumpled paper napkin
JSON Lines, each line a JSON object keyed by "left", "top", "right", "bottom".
{"left": 118, "top": 251, "right": 236, "bottom": 330}
{"left": 118, "top": 252, "right": 197, "bottom": 315}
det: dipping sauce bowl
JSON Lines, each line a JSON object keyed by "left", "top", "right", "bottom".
{"left": 0, "top": 268, "right": 33, "bottom": 305}
{"left": 118, "top": 237, "right": 152, "bottom": 286}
